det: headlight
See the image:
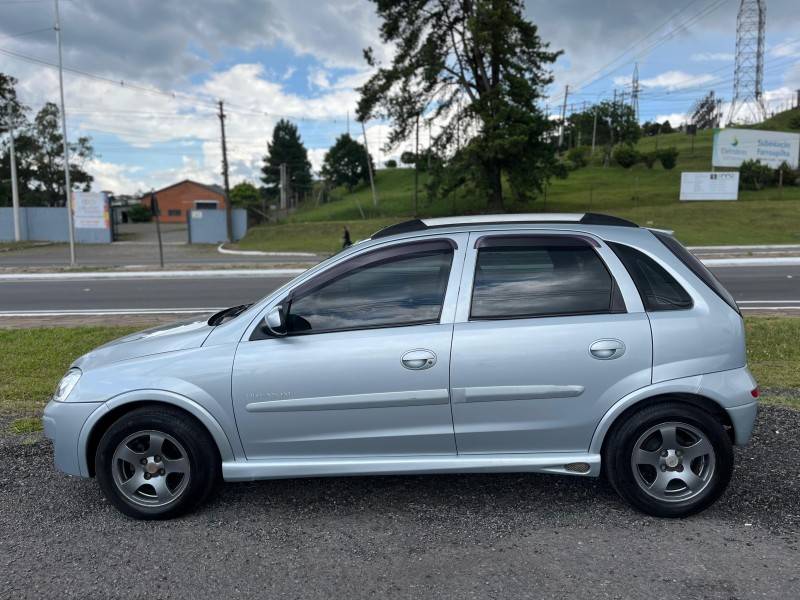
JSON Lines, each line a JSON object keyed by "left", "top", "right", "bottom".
{"left": 53, "top": 368, "right": 82, "bottom": 402}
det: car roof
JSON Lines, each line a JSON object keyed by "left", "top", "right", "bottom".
{"left": 371, "top": 213, "right": 638, "bottom": 240}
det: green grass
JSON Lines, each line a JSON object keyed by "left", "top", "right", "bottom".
{"left": 0, "top": 319, "right": 797, "bottom": 425}
{"left": 745, "top": 317, "right": 800, "bottom": 389}
{"left": 239, "top": 115, "right": 800, "bottom": 252}
{"left": 0, "top": 327, "right": 138, "bottom": 415}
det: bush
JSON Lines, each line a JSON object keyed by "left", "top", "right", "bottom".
{"left": 385, "top": 159, "right": 397, "bottom": 168}
{"left": 565, "top": 146, "right": 589, "bottom": 168}
{"left": 642, "top": 151, "right": 658, "bottom": 169}
{"left": 774, "top": 161, "right": 799, "bottom": 186}
{"left": 788, "top": 114, "right": 800, "bottom": 130}
{"left": 657, "top": 147, "right": 679, "bottom": 170}
{"left": 127, "top": 204, "right": 152, "bottom": 222}
{"left": 613, "top": 145, "right": 640, "bottom": 169}
{"left": 739, "top": 159, "right": 774, "bottom": 190}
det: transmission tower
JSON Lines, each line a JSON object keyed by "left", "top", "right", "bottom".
{"left": 728, "top": 0, "right": 767, "bottom": 124}
{"left": 631, "top": 63, "right": 640, "bottom": 122}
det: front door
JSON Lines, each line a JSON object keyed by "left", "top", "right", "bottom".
{"left": 232, "top": 235, "right": 467, "bottom": 459}
{"left": 450, "top": 231, "right": 652, "bottom": 454}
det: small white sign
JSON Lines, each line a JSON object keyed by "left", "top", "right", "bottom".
{"left": 680, "top": 172, "right": 740, "bottom": 201}
{"left": 191, "top": 210, "right": 203, "bottom": 219}
{"left": 712, "top": 128, "right": 800, "bottom": 169}
{"left": 72, "top": 191, "right": 109, "bottom": 229}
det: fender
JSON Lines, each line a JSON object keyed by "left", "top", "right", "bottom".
{"left": 588, "top": 374, "right": 703, "bottom": 455}
{"left": 77, "top": 389, "right": 237, "bottom": 477}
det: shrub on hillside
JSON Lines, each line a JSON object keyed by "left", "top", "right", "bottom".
{"left": 739, "top": 159, "right": 774, "bottom": 190}
{"left": 641, "top": 151, "right": 658, "bottom": 169}
{"left": 128, "top": 204, "right": 152, "bottom": 222}
{"left": 565, "top": 146, "right": 589, "bottom": 168}
{"left": 774, "top": 161, "right": 799, "bottom": 186}
{"left": 385, "top": 159, "right": 397, "bottom": 168}
{"left": 613, "top": 144, "right": 640, "bottom": 169}
{"left": 657, "top": 147, "right": 679, "bottom": 170}
{"left": 789, "top": 114, "right": 800, "bottom": 130}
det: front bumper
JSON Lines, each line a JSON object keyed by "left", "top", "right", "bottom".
{"left": 42, "top": 399, "right": 103, "bottom": 477}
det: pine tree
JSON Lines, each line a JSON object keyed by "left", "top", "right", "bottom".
{"left": 261, "top": 119, "right": 313, "bottom": 200}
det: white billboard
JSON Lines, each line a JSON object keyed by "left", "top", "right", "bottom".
{"left": 72, "top": 191, "right": 110, "bottom": 229}
{"left": 712, "top": 128, "right": 800, "bottom": 169}
{"left": 680, "top": 172, "right": 740, "bottom": 201}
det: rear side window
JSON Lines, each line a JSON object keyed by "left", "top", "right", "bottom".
{"left": 652, "top": 231, "right": 740, "bottom": 314}
{"left": 608, "top": 242, "right": 693, "bottom": 311}
{"left": 470, "top": 237, "right": 623, "bottom": 319}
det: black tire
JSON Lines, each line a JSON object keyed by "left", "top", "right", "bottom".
{"left": 95, "top": 405, "right": 221, "bottom": 520}
{"left": 603, "top": 402, "right": 733, "bottom": 518}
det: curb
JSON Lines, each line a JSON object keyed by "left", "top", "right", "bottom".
{"left": 217, "top": 243, "right": 316, "bottom": 258}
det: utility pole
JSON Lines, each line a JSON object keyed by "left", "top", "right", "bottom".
{"left": 631, "top": 62, "right": 640, "bottom": 122}
{"left": 8, "top": 125, "right": 21, "bottom": 241}
{"left": 279, "top": 163, "right": 287, "bottom": 210}
{"left": 54, "top": 0, "right": 76, "bottom": 265}
{"left": 150, "top": 191, "right": 164, "bottom": 268}
{"left": 413, "top": 114, "right": 419, "bottom": 217}
{"left": 361, "top": 119, "right": 378, "bottom": 207}
{"left": 796, "top": 89, "right": 800, "bottom": 109}
{"left": 591, "top": 108, "right": 598, "bottom": 155}
{"left": 558, "top": 85, "right": 569, "bottom": 148}
{"left": 217, "top": 100, "right": 233, "bottom": 242}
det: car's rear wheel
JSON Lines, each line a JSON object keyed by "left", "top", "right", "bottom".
{"left": 604, "top": 402, "right": 733, "bottom": 518}
{"left": 95, "top": 406, "right": 220, "bottom": 520}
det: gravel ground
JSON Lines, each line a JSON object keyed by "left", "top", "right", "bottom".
{"left": 1, "top": 405, "right": 798, "bottom": 600}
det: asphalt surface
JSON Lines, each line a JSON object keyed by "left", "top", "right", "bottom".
{"left": 0, "top": 265, "right": 796, "bottom": 314}
{"left": 0, "top": 405, "right": 797, "bottom": 599}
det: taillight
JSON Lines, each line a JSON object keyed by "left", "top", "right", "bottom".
{"left": 750, "top": 387, "right": 760, "bottom": 398}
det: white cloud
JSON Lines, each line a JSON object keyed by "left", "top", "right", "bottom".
{"left": 307, "top": 68, "right": 332, "bottom": 89}
{"left": 690, "top": 52, "right": 734, "bottom": 62}
{"left": 639, "top": 70, "right": 716, "bottom": 91}
{"left": 653, "top": 112, "right": 689, "bottom": 126}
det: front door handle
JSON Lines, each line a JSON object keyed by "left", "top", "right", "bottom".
{"left": 589, "top": 339, "right": 626, "bottom": 360}
{"left": 401, "top": 349, "right": 437, "bottom": 370}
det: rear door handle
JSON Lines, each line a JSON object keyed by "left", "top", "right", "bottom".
{"left": 589, "top": 339, "right": 626, "bottom": 360}
{"left": 401, "top": 349, "right": 437, "bottom": 370}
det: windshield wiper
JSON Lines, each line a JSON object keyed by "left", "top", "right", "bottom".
{"left": 208, "top": 303, "right": 252, "bottom": 326}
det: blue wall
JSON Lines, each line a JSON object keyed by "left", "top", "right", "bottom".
{"left": 188, "top": 208, "right": 247, "bottom": 244}
{"left": 0, "top": 207, "right": 112, "bottom": 243}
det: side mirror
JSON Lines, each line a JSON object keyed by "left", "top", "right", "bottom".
{"left": 263, "top": 305, "right": 287, "bottom": 337}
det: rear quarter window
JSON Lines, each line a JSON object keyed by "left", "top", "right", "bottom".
{"left": 651, "top": 230, "right": 740, "bottom": 314}
{"left": 608, "top": 242, "right": 693, "bottom": 311}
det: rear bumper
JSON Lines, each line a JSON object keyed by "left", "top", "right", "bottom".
{"left": 42, "top": 399, "right": 103, "bottom": 477}
{"left": 725, "top": 401, "right": 759, "bottom": 446}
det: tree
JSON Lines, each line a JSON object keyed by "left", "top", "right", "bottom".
{"left": 321, "top": 133, "right": 374, "bottom": 191}
{"left": 661, "top": 120, "right": 673, "bottom": 134}
{"left": 261, "top": 119, "right": 312, "bottom": 200}
{"left": 27, "top": 103, "right": 94, "bottom": 206}
{"left": 230, "top": 181, "right": 260, "bottom": 210}
{"left": 566, "top": 101, "right": 640, "bottom": 148}
{"left": 357, "top": 0, "right": 562, "bottom": 211}
{"left": 0, "top": 73, "right": 27, "bottom": 206}
{"left": 385, "top": 159, "right": 398, "bottom": 168}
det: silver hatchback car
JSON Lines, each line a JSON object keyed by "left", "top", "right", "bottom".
{"left": 43, "top": 213, "right": 758, "bottom": 520}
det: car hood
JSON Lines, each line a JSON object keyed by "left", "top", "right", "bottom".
{"left": 72, "top": 318, "right": 214, "bottom": 371}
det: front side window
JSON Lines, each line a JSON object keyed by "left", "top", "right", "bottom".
{"left": 471, "top": 237, "right": 619, "bottom": 319}
{"left": 286, "top": 242, "right": 454, "bottom": 334}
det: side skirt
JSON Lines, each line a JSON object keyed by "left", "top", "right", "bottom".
{"left": 222, "top": 452, "right": 601, "bottom": 482}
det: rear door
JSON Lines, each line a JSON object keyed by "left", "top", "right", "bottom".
{"left": 232, "top": 234, "right": 467, "bottom": 459}
{"left": 450, "top": 230, "right": 652, "bottom": 454}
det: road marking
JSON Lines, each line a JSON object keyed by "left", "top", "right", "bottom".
{"left": 704, "top": 257, "right": 800, "bottom": 267}
{"left": 0, "top": 269, "right": 305, "bottom": 282}
{"left": 0, "top": 308, "right": 222, "bottom": 317}
{"left": 737, "top": 300, "right": 800, "bottom": 304}
{"left": 739, "top": 306, "right": 800, "bottom": 311}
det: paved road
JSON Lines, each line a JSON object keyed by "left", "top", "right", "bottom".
{"left": 0, "top": 265, "right": 796, "bottom": 314}
{"left": 1, "top": 405, "right": 798, "bottom": 599}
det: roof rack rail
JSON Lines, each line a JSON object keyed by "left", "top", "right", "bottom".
{"left": 370, "top": 212, "right": 638, "bottom": 239}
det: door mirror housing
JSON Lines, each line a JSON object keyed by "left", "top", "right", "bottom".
{"left": 263, "top": 305, "right": 287, "bottom": 337}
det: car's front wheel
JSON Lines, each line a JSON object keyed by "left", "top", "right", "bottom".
{"left": 95, "top": 406, "right": 220, "bottom": 519}
{"left": 604, "top": 402, "right": 734, "bottom": 518}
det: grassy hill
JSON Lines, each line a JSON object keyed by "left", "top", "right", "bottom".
{"left": 238, "top": 108, "right": 800, "bottom": 253}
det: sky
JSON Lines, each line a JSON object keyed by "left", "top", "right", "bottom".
{"left": 0, "top": 0, "right": 798, "bottom": 195}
